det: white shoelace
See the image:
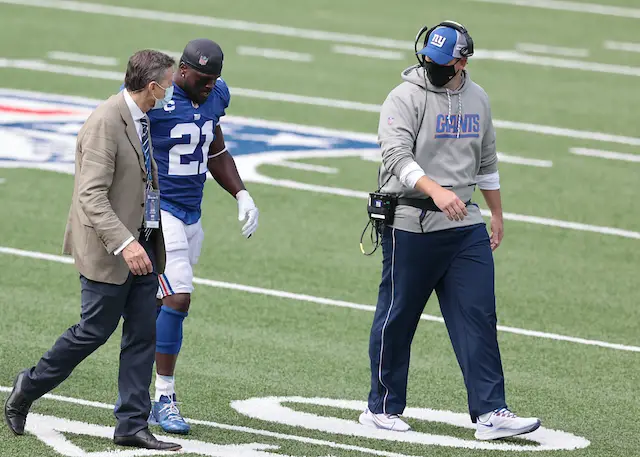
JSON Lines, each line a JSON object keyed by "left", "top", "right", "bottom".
{"left": 159, "top": 399, "right": 184, "bottom": 423}
{"left": 494, "top": 407, "right": 517, "bottom": 418}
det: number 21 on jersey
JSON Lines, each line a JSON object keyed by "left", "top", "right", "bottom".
{"left": 168, "top": 120, "right": 214, "bottom": 176}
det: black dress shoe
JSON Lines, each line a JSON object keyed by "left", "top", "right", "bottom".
{"left": 4, "top": 370, "right": 34, "bottom": 436}
{"left": 113, "top": 428, "right": 181, "bottom": 451}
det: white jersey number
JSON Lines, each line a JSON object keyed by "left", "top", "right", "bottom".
{"left": 168, "top": 120, "right": 214, "bottom": 176}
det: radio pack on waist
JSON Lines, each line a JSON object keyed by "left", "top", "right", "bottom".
{"left": 367, "top": 193, "right": 397, "bottom": 226}
{"left": 361, "top": 193, "right": 473, "bottom": 255}
{"left": 367, "top": 194, "right": 471, "bottom": 222}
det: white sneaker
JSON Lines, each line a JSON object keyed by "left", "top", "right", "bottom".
{"left": 475, "top": 407, "right": 541, "bottom": 440}
{"left": 358, "top": 408, "right": 411, "bottom": 432}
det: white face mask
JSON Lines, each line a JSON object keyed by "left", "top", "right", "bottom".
{"left": 151, "top": 82, "right": 174, "bottom": 110}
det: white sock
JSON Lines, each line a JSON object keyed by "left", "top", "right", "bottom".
{"left": 155, "top": 375, "right": 175, "bottom": 402}
{"left": 478, "top": 411, "right": 494, "bottom": 422}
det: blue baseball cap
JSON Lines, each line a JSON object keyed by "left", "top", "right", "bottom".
{"left": 417, "top": 25, "right": 469, "bottom": 65}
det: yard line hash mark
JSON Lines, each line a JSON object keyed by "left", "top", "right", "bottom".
{"left": 237, "top": 46, "right": 314, "bottom": 62}
{"left": 47, "top": 51, "right": 118, "bottom": 66}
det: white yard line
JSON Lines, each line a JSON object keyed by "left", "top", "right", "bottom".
{"left": 270, "top": 160, "right": 338, "bottom": 173}
{"left": 473, "top": 49, "right": 640, "bottom": 78}
{"left": 570, "top": 147, "right": 640, "bottom": 162}
{"left": 1, "top": 246, "right": 639, "bottom": 353}
{"left": 0, "top": 58, "right": 123, "bottom": 80}
{"left": 47, "top": 51, "right": 117, "bottom": 66}
{"left": 0, "top": 0, "right": 412, "bottom": 50}
{"left": 0, "top": 0, "right": 637, "bottom": 78}
{"left": 156, "top": 49, "right": 182, "bottom": 60}
{"left": 603, "top": 41, "right": 640, "bottom": 53}
{"left": 1, "top": 64, "right": 640, "bottom": 150}
{"left": 515, "top": 43, "right": 589, "bottom": 58}
{"left": 332, "top": 45, "right": 405, "bottom": 61}
{"left": 491, "top": 119, "right": 640, "bottom": 147}
{"left": 497, "top": 152, "right": 553, "bottom": 167}
{"left": 473, "top": 0, "right": 640, "bottom": 19}
{"left": 237, "top": 46, "right": 313, "bottom": 62}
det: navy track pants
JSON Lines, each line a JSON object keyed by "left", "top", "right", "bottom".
{"left": 367, "top": 223, "right": 506, "bottom": 421}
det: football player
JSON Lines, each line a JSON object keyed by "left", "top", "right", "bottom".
{"left": 147, "top": 39, "right": 259, "bottom": 434}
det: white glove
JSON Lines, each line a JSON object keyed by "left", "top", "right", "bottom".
{"left": 236, "top": 190, "right": 259, "bottom": 238}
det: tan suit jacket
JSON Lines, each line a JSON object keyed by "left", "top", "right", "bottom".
{"left": 62, "top": 91, "right": 166, "bottom": 285}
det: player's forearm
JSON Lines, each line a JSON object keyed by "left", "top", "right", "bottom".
{"left": 480, "top": 189, "right": 503, "bottom": 216}
{"left": 207, "top": 151, "right": 246, "bottom": 197}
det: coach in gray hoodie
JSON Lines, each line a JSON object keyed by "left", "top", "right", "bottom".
{"left": 359, "top": 21, "right": 541, "bottom": 441}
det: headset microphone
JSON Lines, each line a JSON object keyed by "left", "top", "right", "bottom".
{"left": 414, "top": 26, "right": 430, "bottom": 67}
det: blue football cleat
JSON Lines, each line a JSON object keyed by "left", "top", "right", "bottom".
{"left": 151, "top": 394, "right": 191, "bottom": 435}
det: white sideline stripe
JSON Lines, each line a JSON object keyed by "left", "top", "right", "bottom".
{"left": 332, "top": 45, "right": 405, "bottom": 61}
{"left": 0, "top": 0, "right": 412, "bottom": 50}
{"left": 1, "top": 245, "right": 639, "bottom": 353}
{"left": 2, "top": 60, "right": 640, "bottom": 150}
{"left": 473, "top": 49, "right": 640, "bottom": 78}
{"left": 604, "top": 41, "right": 640, "bottom": 53}
{"left": 515, "top": 43, "right": 589, "bottom": 58}
{"left": 237, "top": 46, "right": 314, "bottom": 62}
{"left": 570, "top": 148, "right": 640, "bottom": 163}
{"left": 46, "top": 51, "right": 117, "bottom": 66}
{"left": 497, "top": 152, "right": 552, "bottom": 167}
{"left": 473, "top": 0, "right": 640, "bottom": 19}
{"left": 0, "top": 387, "right": 418, "bottom": 457}
{"left": 271, "top": 160, "right": 338, "bottom": 173}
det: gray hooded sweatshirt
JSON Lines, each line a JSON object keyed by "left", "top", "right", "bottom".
{"left": 378, "top": 64, "right": 498, "bottom": 233}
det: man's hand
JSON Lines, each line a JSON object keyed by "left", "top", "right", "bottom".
{"left": 236, "top": 190, "right": 259, "bottom": 238}
{"left": 121, "top": 240, "right": 153, "bottom": 275}
{"left": 431, "top": 187, "right": 468, "bottom": 221}
{"left": 490, "top": 213, "right": 504, "bottom": 251}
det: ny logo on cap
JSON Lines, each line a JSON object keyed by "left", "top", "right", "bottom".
{"left": 199, "top": 55, "right": 209, "bottom": 65}
{"left": 430, "top": 33, "right": 446, "bottom": 48}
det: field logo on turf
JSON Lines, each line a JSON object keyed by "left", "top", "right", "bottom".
{"left": 0, "top": 384, "right": 589, "bottom": 455}
{"left": 0, "top": 88, "right": 381, "bottom": 186}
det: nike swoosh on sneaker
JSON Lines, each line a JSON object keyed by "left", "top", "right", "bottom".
{"left": 480, "top": 422, "right": 494, "bottom": 427}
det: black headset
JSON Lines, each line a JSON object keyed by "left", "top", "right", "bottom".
{"left": 414, "top": 20, "right": 474, "bottom": 68}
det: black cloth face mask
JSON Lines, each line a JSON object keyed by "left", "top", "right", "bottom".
{"left": 425, "top": 60, "right": 458, "bottom": 87}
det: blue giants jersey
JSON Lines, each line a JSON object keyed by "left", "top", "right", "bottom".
{"left": 148, "top": 79, "right": 230, "bottom": 224}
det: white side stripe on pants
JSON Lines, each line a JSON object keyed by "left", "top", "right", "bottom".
{"left": 378, "top": 228, "right": 397, "bottom": 414}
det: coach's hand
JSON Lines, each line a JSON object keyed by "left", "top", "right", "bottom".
{"left": 122, "top": 240, "right": 153, "bottom": 275}
{"left": 432, "top": 188, "right": 468, "bottom": 221}
{"left": 236, "top": 190, "right": 259, "bottom": 238}
{"left": 490, "top": 213, "right": 504, "bottom": 251}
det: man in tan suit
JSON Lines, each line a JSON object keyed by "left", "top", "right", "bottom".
{"left": 5, "top": 50, "right": 181, "bottom": 452}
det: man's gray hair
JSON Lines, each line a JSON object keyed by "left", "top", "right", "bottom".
{"left": 124, "top": 50, "right": 175, "bottom": 92}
